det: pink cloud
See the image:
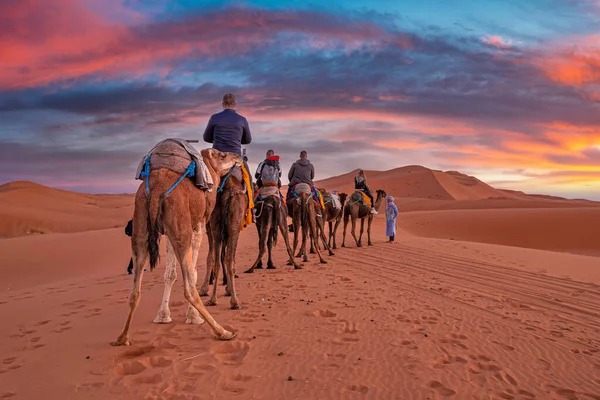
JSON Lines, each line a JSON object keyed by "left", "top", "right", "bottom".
{"left": 0, "top": 1, "right": 404, "bottom": 89}
{"left": 481, "top": 34, "right": 513, "bottom": 49}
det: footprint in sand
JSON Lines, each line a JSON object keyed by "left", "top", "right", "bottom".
{"left": 113, "top": 360, "right": 147, "bottom": 376}
{"left": 35, "top": 320, "right": 52, "bottom": 326}
{"left": 492, "top": 340, "right": 516, "bottom": 351}
{"left": 2, "top": 358, "right": 16, "bottom": 365}
{"left": 341, "top": 321, "right": 358, "bottom": 334}
{"left": 210, "top": 341, "right": 250, "bottom": 365}
{"left": 428, "top": 381, "right": 456, "bottom": 396}
{"left": 1, "top": 392, "right": 16, "bottom": 399}
{"left": 494, "top": 370, "right": 518, "bottom": 386}
{"left": 347, "top": 385, "right": 369, "bottom": 394}
{"left": 313, "top": 310, "right": 336, "bottom": 318}
{"left": 433, "top": 354, "right": 467, "bottom": 368}
{"left": 54, "top": 326, "right": 73, "bottom": 334}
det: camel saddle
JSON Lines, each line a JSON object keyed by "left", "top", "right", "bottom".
{"left": 135, "top": 138, "right": 213, "bottom": 191}
{"left": 256, "top": 186, "right": 280, "bottom": 199}
{"left": 351, "top": 190, "right": 372, "bottom": 207}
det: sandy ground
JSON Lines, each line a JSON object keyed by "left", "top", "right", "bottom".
{"left": 1, "top": 174, "right": 600, "bottom": 399}
{"left": 1, "top": 218, "right": 599, "bottom": 399}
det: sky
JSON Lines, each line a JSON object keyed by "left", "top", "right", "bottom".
{"left": 0, "top": 0, "right": 599, "bottom": 199}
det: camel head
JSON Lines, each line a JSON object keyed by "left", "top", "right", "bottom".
{"left": 339, "top": 192, "right": 348, "bottom": 204}
{"left": 201, "top": 148, "right": 242, "bottom": 177}
{"left": 376, "top": 189, "right": 387, "bottom": 199}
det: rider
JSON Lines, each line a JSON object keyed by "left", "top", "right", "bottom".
{"left": 287, "top": 150, "right": 324, "bottom": 208}
{"left": 203, "top": 93, "right": 254, "bottom": 223}
{"left": 355, "top": 169, "right": 378, "bottom": 214}
{"left": 255, "top": 149, "right": 282, "bottom": 189}
{"left": 202, "top": 93, "right": 253, "bottom": 186}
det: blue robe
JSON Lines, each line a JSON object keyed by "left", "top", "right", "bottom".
{"left": 386, "top": 203, "right": 398, "bottom": 236}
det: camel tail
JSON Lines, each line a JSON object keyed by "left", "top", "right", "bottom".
{"left": 147, "top": 191, "right": 165, "bottom": 271}
{"left": 301, "top": 195, "right": 309, "bottom": 234}
{"left": 271, "top": 198, "right": 279, "bottom": 247}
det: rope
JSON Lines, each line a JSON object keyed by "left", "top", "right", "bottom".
{"left": 164, "top": 161, "right": 196, "bottom": 196}
{"left": 218, "top": 166, "right": 236, "bottom": 194}
{"left": 141, "top": 155, "right": 151, "bottom": 193}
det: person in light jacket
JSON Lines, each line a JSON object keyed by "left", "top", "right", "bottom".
{"left": 385, "top": 195, "right": 399, "bottom": 243}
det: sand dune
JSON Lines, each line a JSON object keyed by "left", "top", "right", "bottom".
{"left": 0, "top": 181, "right": 133, "bottom": 238}
{"left": 398, "top": 207, "right": 600, "bottom": 256}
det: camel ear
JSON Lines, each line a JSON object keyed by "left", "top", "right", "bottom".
{"left": 201, "top": 149, "right": 212, "bottom": 159}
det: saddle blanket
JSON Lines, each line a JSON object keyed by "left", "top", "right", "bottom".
{"left": 135, "top": 138, "right": 213, "bottom": 191}
{"left": 292, "top": 183, "right": 325, "bottom": 209}
{"left": 330, "top": 193, "right": 342, "bottom": 210}
{"left": 353, "top": 190, "right": 372, "bottom": 207}
{"left": 257, "top": 186, "right": 280, "bottom": 198}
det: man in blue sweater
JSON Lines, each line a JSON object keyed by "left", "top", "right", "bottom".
{"left": 203, "top": 93, "right": 252, "bottom": 156}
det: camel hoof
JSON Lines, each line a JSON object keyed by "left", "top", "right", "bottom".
{"left": 267, "top": 264, "right": 276, "bottom": 270}
{"left": 111, "top": 338, "right": 130, "bottom": 346}
{"left": 255, "top": 265, "right": 263, "bottom": 269}
{"left": 224, "top": 292, "right": 232, "bottom": 297}
{"left": 294, "top": 265, "right": 303, "bottom": 270}
{"left": 332, "top": 246, "right": 337, "bottom": 250}
{"left": 218, "top": 330, "right": 237, "bottom": 341}
{"left": 303, "top": 256, "right": 308, "bottom": 263}
{"left": 199, "top": 291, "right": 208, "bottom": 297}
{"left": 286, "top": 260, "right": 293, "bottom": 266}
{"left": 341, "top": 244, "right": 346, "bottom": 248}
{"left": 234, "top": 274, "right": 239, "bottom": 279}
{"left": 185, "top": 317, "right": 205, "bottom": 325}
{"left": 368, "top": 243, "right": 373, "bottom": 246}
{"left": 328, "top": 251, "right": 335, "bottom": 256}
{"left": 230, "top": 304, "right": 243, "bottom": 310}
{"left": 357, "top": 244, "right": 362, "bottom": 248}
{"left": 205, "top": 300, "right": 217, "bottom": 307}
{"left": 153, "top": 315, "right": 172, "bottom": 324}
{"left": 320, "top": 259, "right": 328, "bottom": 264}
{"left": 244, "top": 268, "right": 254, "bottom": 274}
{"left": 309, "top": 250, "right": 316, "bottom": 254}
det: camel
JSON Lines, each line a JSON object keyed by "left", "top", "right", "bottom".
{"left": 318, "top": 190, "right": 348, "bottom": 250}
{"left": 342, "top": 189, "right": 386, "bottom": 248}
{"left": 199, "top": 166, "right": 248, "bottom": 310}
{"left": 112, "top": 148, "right": 241, "bottom": 346}
{"left": 287, "top": 184, "right": 328, "bottom": 264}
{"left": 244, "top": 188, "right": 300, "bottom": 273}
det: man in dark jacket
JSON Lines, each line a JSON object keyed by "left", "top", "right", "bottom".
{"left": 286, "top": 150, "right": 318, "bottom": 202}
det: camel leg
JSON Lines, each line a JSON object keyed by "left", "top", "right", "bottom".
{"left": 308, "top": 212, "right": 327, "bottom": 264}
{"left": 206, "top": 239, "right": 222, "bottom": 306}
{"left": 266, "top": 226, "right": 276, "bottom": 269}
{"left": 358, "top": 218, "right": 365, "bottom": 247}
{"left": 319, "top": 220, "right": 334, "bottom": 256}
{"left": 328, "top": 221, "right": 333, "bottom": 249}
{"left": 174, "top": 239, "right": 235, "bottom": 341}
{"left": 342, "top": 211, "right": 349, "bottom": 248}
{"left": 199, "top": 223, "right": 214, "bottom": 296}
{"left": 112, "top": 244, "right": 148, "bottom": 346}
{"left": 185, "top": 226, "right": 204, "bottom": 324}
{"left": 245, "top": 209, "right": 269, "bottom": 273}
{"left": 350, "top": 216, "right": 360, "bottom": 247}
{"left": 153, "top": 238, "right": 177, "bottom": 324}
{"left": 279, "top": 206, "right": 301, "bottom": 269}
{"left": 301, "top": 214, "right": 309, "bottom": 263}
{"left": 224, "top": 232, "right": 242, "bottom": 309}
{"left": 332, "top": 218, "right": 342, "bottom": 250}
{"left": 367, "top": 215, "right": 374, "bottom": 246}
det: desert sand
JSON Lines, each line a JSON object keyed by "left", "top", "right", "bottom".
{"left": 1, "top": 168, "right": 599, "bottom": 399}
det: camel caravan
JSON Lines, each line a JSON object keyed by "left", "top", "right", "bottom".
{"left": 112, "top": 94, "right": 386, "bottom": 346}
